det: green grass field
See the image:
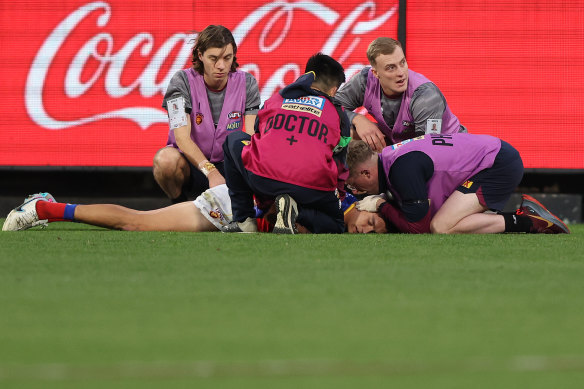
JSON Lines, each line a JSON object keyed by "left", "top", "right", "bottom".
{"left": 1, "top": 223, "right": 583, "bottom": 388}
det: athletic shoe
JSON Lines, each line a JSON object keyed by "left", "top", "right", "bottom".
{"left": 273, "top": 194, "right": 298, "bottom": 234}
{"left": 222, "top": 217, "right": 258, "bottom": 233}
{"left": 2, "top": 192, "right": 56, "bottom": 231}
{"left": 516, "top": 194, "right": 570, "bottom": 234}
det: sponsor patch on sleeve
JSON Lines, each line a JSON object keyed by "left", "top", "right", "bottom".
{"left": 282, "top": 96, "right": 325, "bottom": 117}
{"left": 167, "top": 96, "right": 188, "bottom": 129}
{"left": 390, "top": 135, "right": 425, "bottom": 149}
{"left": 426, "top": 119, "right": 442, "bottom": 134}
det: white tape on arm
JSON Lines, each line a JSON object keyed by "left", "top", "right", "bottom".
{"left": 167, "top": 96, "right": 188, "bottom": 129}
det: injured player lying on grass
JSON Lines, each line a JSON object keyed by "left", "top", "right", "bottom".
{"left": 2, "top": 187, "right": 569, "bottom": 235}
{"left": 1, "top": 187, "right": 277, "bottom": 233}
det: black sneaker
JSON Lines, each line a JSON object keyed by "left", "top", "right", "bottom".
{"left": 516, "top": 194, "right": 570, "bottom": 234}
{"left": 273, "top": 195, "right": 298, "bottom": 234}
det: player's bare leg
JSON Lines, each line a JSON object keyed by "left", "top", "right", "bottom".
{"left": 152, "top": 147, "right": 190, "bottom": 200}
{"left": 3, "top": 194, "right": 216, "bottom": 233}
{"left": 74, "top": 202, "right": 217, "bottom": 232}
{"left": 430, "top": 191, "right": 505, "bottom": 234}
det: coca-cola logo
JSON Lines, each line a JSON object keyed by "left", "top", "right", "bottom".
{"left": 25, "top": 1, "right": 397, "bottom": 131}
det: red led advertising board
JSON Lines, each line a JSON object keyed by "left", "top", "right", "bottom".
{"left": 0, "top": 0, "right": 582, "bottom": 169}
{"left": 0, "top": 0, "right": 397, "bottom": 167}
{"left": 406, "top": 0, "right": 584, "bottom": 170}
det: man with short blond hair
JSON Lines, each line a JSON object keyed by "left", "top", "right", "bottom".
{"left": 335, "top": 37, "right": 466, "bottom": 152}
{"left": 346, "top": 136, "right": 570, "bottom": 235}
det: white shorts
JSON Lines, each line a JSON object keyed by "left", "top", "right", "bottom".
{"left": 193, "top": 184, "right": 234, "bottom": 230}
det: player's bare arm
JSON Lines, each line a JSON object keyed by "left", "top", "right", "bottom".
{"left": 174, "top": 117, "right": 226, "bottom": 188}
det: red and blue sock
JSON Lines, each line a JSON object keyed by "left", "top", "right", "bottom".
{"left": 36, "top": 201, "right": 78, "bottom": 222}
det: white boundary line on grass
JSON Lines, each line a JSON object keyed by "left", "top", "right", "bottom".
{"left": 1, "top": 355, "right": 584, "bottom": 381}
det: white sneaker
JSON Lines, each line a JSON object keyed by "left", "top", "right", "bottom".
{"left": 2, "top": 192, "right": 56, "bottom": 231}
{"left": 222, "top": 217, "right": 258, "bottom": 233}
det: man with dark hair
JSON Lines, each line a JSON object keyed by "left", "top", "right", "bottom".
{"left": 222, "top": 53, "right": 351, "bottom": 234}
{"left": 345, "top": 136, "right": 570, "bottom": 234}
{"left": 335, "top": 37, "right": 466, "bottom": 152}
{"left": 153, "top": 25, "right": 261, "bottom": 203}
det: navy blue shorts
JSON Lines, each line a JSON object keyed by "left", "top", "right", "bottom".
{"left": 456, "top": 141, "right": 523, "bottom": 211}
